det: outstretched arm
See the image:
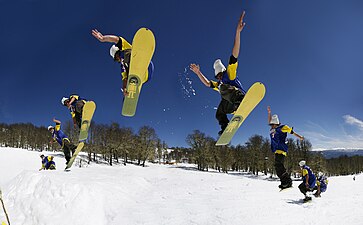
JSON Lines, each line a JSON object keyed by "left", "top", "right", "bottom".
{"left": 190, "top": 64, "right": 210, "bottom": 87}
{"left": 267, "top": 106, "right": 272, "bottom": 124}
{"left": 53, "top": 118, "right": 61, "bottom": 124}
{"left": 92, "top": 29, "right": 119, "bottom": 44}
{"left": 293, "top": 131, "right": 304, "bottom": 141}
{"left": 232, "top": 11, "right": 246, "bottom": 58}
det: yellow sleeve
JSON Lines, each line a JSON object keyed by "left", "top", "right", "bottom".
{"left": 122, "top": 71, "right": 128, "bottom": 80}
{"left": 302, "top": 169, "right": 308, "bottom": 176}
{"left": 120, "top": 37, "right": 132, "bottom": 51}
{"left": 70, "top": 95, "right": 79, "bottom": 100}
{"left": 71, "top": 112, "right": 75, "bottom": 118}
{"left": 281, "top": 125, "right": 293, "bottom": 133}
{"left": 55, "top": 124, "right": 61, "bottom": 131}
{"left": 317, "top": 181, "right": 321, "bottom": 186}
{"left": 226, "top": 61, "right": 238, "bottom": 80}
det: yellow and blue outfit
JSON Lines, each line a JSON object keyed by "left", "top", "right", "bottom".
{"left": 270, "top": 125, "right": 294, "bottom": 187}
{"left": 41, "top": 156, "right": 56, "bottom": 170}
{"left": 115, "top": 37, "right": 154, "bottom": 83}
{"left": 52, "top": 122, "right": 77, "bottom": 163}
{"left": 68, "top": 95, "right": 87, "bottom": 128}
{"left": 317, "top": 175, "right": 328, "bottom": 192}
{"left": 210, "top": 55, "right": 246, "bottom": 133}
{"left": 299, "top": 165, "right": 317, "bottom": 195}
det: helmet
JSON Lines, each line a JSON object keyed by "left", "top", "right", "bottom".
{"left": 61, "top": 97, "right": 69, "bottom": 106}
{"left": 318, "top": 172, "right": 324, "bottom": 177}
{"left": 40, "top": 154, "right": 45, "bottom": 158}
{"left": 269, "top": 114, "right": 280, "bottom": 125}
{"left": 47, "top": 125, "right": 54, "bottom": 131}
{"left": 213, "top": 59, "right": 226, "bottom": 77}
{"left": 110, "top": 45, "right": 120, "bottom": 59}
{"left": 299, "top": 160, "right": 306, "bottom": 167}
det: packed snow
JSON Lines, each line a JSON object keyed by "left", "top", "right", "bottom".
{"left": 0, "top": 147, "right": 362, "bottom": 225}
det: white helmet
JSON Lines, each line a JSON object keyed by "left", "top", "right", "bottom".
{"left": 213, "top": 59, "right": 226, "bottom": 76}
{"left": 110, "top": 45, "right": 120, "bottom": 59}
{"left": 299, "top": 160, "right": 306, "bottom": 167}
{"left": 269, "top": 114, "right": 280, "bottom": 125}
{"left": 61, "top": 97, "right": 69, "bottom": 106}
{"left": 318, "top": 172, "right": 324, "bottom": 177}
{"left": 47, "top": 125, "right": 54, "bottom": 131}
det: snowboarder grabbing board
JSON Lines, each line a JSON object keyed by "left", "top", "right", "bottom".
{"left": 92, "top": 27, "right": 155, "bottom": 116}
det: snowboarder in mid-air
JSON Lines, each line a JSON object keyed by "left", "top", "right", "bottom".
{"left": 267, "top": 106, "right": 304, "bottom": 190}
{"left": 61, "top": 95, "right": 88, "bottom": 129}
{"left": 48, "top": 118, "right": 77, "bottom": 164}
{"left": 298, "top": 160, "right": 316, "bottom": 202}
{"left": 91, "top": 29, "right": 154, "bottom": 96}
{"left": 190, "top": 11, "right": 247, "bottom": 135}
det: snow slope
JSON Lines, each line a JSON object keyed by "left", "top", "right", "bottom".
{"left": 0, "top": 147, "right": 362, "bottom": 225}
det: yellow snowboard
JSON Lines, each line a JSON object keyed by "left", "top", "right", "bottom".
{"left": 216, "top": 82, "right": 266, "bottom": 146}
{"left": 122, "top": 28, "right": 155, "bottom": 117}
{"left": 79, "top": 101, "right": 96, "bottom": 141}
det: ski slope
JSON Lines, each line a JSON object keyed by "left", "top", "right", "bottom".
{"left": 0, "top": 147, "right": 362, "bottom": 225}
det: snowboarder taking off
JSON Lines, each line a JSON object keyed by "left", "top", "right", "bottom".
{"left": 190, "top": 11, "right": 247, "bottom": 135}
{"left": 48, "top": 118, "right": 77, "bottom": 164}
{"left": 267, "top": 106, "right": 304, "bottom": 190}
{"left": 91, "top": 29, "right": 154, "bottom": 95}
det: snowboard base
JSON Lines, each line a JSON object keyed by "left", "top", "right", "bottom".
{"left": 79, "top": 101, "right": 96, "bottom": 141}
{"left": 65, "top": 142, "right": 85, "bottom": 171}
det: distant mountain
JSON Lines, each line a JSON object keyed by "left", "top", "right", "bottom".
{"left": 313, "top": 149, "right": 363, "bottom": 159}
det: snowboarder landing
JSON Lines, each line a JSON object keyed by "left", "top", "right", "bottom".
{"left": 91, "top": 29, "right": 154, "bottom": 96}
{"left": 61, "top": 95, "right": 88, "bottom": 129}
{"left": 298, "top": 160, "right": 316, "bottom": 202}
{"left": 190, "top": 11, "right": 247, "bottom": 135}
{"left": 267, "top": 106, "right": 304, "bottom": 190}
{"left": 39, "top": 154, "right": 56, "bottom": 170}
{"left": 48, "top": 118, "right": 77, "bottom": 164}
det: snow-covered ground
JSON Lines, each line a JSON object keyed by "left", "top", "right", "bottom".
{"left": 0, "top": 147, "right": 362, "bottom": 225}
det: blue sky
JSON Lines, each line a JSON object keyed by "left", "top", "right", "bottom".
{"left": 1, "top": 0, "right": 363, "bottom": 149}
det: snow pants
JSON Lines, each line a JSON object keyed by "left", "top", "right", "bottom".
{"left": 74, "top": 101, "right": 85, "bottom": 128}
{"left": 216, "top": 84, "right": 245, "bottom": 132}
{"left": 274, "top": 153, "right": 292, "bottom": 186}
{"left": 63, "top": 139, "right": 77, "bottom": 163}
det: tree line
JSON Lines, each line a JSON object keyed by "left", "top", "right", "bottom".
{"left": 0, "top": 123, "right": 362, "bottom": 176}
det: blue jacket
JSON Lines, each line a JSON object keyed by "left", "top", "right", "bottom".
{"left": 52, "top": 123, "right": 69, "bottom": 147}
{"left": 317, "top": 175, "right": 328, "bottom": 192}
{"left": 269, "top": 125, "right": 294, "bottom": 155}
{"left": 41, "top": 156, "right": 56, "bottom": 170}
{"left": 301, "top": 165, "right": 316, "bottom": 188}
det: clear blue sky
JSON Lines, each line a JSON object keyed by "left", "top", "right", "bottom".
{"left": 1, "top": 0, "right": 363, "bottom": 149}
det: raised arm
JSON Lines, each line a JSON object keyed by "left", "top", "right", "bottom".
{"left": 293, "top": 131, "right": 304, "bottom": 141}
{"left": 190, "top": 64, "right": 211, "bottom": 87}
{"left": 232, "top": 11, "right": 246, "bottom": 58}
{"left": 267, "top": 106, "right": 272, "bottom": 124}
{"left": 53, "top": 118, "right": 61, "bottom": 124}
{"left": 92, "top": 29, "right": 119, "bottom": 44}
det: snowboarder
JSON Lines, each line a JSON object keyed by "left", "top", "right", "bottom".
{"left": 267, "top": 106, "right": 304, "bottom": 190}
{"left": 298, "top": 160, "right": 316, "bottom": 202}
{"left": 91, "top": 29, "right": 154, "bottom": 95}
{"left": 48, "top": 118, "right": 77, "bottom": 164}
{"left": 39, "top": 154, "right": 56, "bottom": 170}
{"left": 190, "top": 11, "right": 247, "bottom": 135}
{"left": 61, "top": 95, "right": 88, "bottom": 129}
{"left": 313, "top": 172, "right": 328, "bottom": 197}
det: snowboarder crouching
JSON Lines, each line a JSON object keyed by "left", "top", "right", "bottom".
{"left": 48, "top": 118, "right": 77, "bottom": 164}
{"left": 298, "top": 160, "right": 316, "bottom": 202}
{"left": 39, "top": 155, "right": 56, "bottom": 170}
{"left": 91, "top": 29, "right": 154, "bottom": 95}
{"left": 313, "top": 172, "right": 328, "bottom": 197}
